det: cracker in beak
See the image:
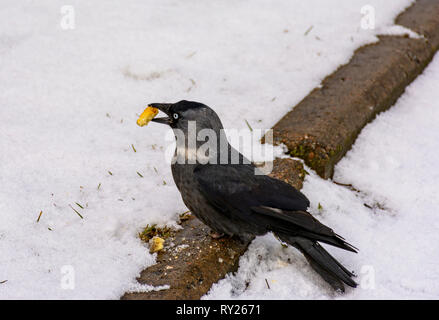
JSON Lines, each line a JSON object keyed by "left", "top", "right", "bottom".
{"left": 137, "top": 106, "right": 159, "bottom": 127}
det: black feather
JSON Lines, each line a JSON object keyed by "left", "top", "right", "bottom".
{"left": 281, "top": 236, "right": 358, "bottom": 290}
{"left": 250, "top": 206, "right": 358, "bottom": 252}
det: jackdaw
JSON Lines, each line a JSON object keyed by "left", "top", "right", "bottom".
{"left": 139, "top": 100, "right": 357, "bottom": 292}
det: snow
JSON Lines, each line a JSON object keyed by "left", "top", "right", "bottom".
{"left": 126, "top": 283, "right": 170, "bottom": 294}
{"left": 0, "top": 0, "right": 416, "bottom": 299}
{"left": 205, "top": 51, "right": 439, "bottom": 300}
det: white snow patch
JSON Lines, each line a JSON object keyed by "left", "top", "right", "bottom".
{"left": 126, "top": 283, "right": 170, "bottom": 294}
{"left": 378, "top": 25, "right": 423, "bottom": 39}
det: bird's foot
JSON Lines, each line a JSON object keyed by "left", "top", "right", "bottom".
{"left": 209, "top": 231, "right": 225, "bottom": 239}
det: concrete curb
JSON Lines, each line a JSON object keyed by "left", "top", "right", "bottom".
{"left": 268, "top": 0, "right": 439, "bottom": 179}
{"left": 122, "top": 0, "right": 439, "bottom": 300}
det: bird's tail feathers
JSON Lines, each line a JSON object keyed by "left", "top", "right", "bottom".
{"left": 278, "top": 234, "right": 357, "bottom": 292}
{"left": 299, "top": 230, "right": 358, "bottom": 253}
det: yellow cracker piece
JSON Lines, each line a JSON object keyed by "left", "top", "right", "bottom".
{"left": 137, "top": 106, "right": 159, "bottom": 127}
{"left": 149, "top": 236, "right": 165, "bottom": 253}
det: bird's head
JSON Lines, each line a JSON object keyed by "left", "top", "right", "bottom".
{"left": 138, "top": 100, "right": 231, "bottom": 164}
{"left": 143, "top": 100, "right": 224, "bottom": 133}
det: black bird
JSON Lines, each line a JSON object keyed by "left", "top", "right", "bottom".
{"left": 142, "top": 100, "right": 357, "bottom": 292}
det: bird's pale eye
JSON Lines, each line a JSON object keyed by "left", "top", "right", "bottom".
{"left": 173, "top": 113, "right": 179, "bottom": 120}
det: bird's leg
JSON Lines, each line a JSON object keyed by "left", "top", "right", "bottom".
{"left": 208, "top": 230, "right": 225, "bottom": 239}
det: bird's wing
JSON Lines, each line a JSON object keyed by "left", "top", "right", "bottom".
{"left": 193, "top": 163, "right": 310, "bottom": 214}
{"left": 193, "top": 164, "right": 356, "bottom": 252}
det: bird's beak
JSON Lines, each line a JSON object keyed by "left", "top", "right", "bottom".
{"left": 136, "top": 103, "right": 173, "bottom": 127}
{"left": 150, "top": 103, "right": 173, "bottom": 125}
